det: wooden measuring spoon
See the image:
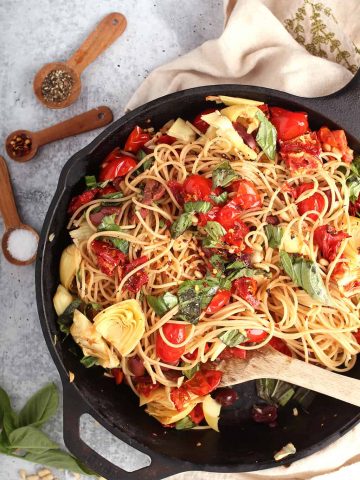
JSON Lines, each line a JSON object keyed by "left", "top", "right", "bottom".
{"left": 0, "top": 156, "right": 39, "bottom": 266}
{"left": 33, "top": 13, "right": 127, "bottom": 109}
{"left": 220, "top": 346, "right": 360, "bottom": 407}
{"left": 5, "top": 106, "right": 113, "bottom": 162}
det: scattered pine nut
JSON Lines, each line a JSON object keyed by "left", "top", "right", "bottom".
{"left": 26, "top": 476, "right": 40, "bottom": 480}
{"left": 19, "top": 470, "right": 27, "bottom": 480}
{"left": 69, "top": 371, "right": 75, "bottom": 383}
{"left": 40, "top": 474, "right": 54, "bottom": 480}
{"left": 37, "top": 470, "right": 51, "bottom": 478}
{"left": 293, "top": 407, "right": 299, "bottom": 416}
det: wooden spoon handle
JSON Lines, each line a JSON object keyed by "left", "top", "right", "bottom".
{"left": 0, "top": 156, "right": 21, "bottom": 229}
{"left": 66, "top": 13, "right": 127, "bottom": 75}
{"left": 35, "top": 106, "right": 113, "bottom": 146}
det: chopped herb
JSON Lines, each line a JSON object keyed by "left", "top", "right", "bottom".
{"left": 182, "top": 362, "right": 200, "bottom": 379}
{"left": 256, "top": 111, "right": 277, "bottom": 160}
{"left": 292, "top": 387, "right": 316, "bottom": 410}
{"left": 80, "top": 356, "right": 98, "bottom": 368}
{"left": 218, "top": 329, "right": 247, "bottom": 347}
{"left": 159, "top": 219, "right": 166, "bottom": 228}
{"left": 85, "top": 175, "right": 97, "bottom": 189}
{"left": 225, "top": 261, "right": 263, "bottom": 283}
{"left": 264, "top": 225, "right": 284, "bottom": 248}
{"left": 212, "top": 161, "right": 239, "bottom": 188}
{"left": 147, "top": 292, "right": 178, "bottom": 316}
{"left": 175, "top": 416, "right": 195, "bottom": 430}
{"left": 184, "top": 201, "right": 212, "bottom": 213}
{"left": 57, "top": 299, "right": 83, "bottom": 336}
{"left": 204, "top": 221, "right": 226, "bottom": 243}
{"left": 97, "top": 214, "right": 129, "bottom": 254}
{"left": 209, "top": 254, "right": 226, "bottom": 272}
{"left": 177, "top": 277, "right": 220, "bottom": 324}
{"left": 170, "top": 213, "right": 194, "bottom": 238}
{"left": 210, "top": 191, "right": 228, "bottom": 205}
{"left": 100, "top": 191, "right": 124, "bottom": 199}
{"left": 137, "top": 149, "right": 154, "bottom": 170}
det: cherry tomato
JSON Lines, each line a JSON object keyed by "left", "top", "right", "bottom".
{"left": 156, "top": 134, "right": 176, "bottom": 145}
{"left": 111, "top": 368, "right": 124, "bottom": 385}
{"left": 206, "top": 290, "right": 231, "bottom": 314}
{"left": 313, "top": 225, "right": 350, "bottom": 262}
{"left": 68, "top": 188, "right": 99, "bottom": 215}
{"left": 269, "top": 337, "right": 292, "bottom": 357}
{"left": 136, "top": 382, "right": 160, "bottom": 398}
{"left": 99, "top": 148, "right": 137, "bottom": 181}
{"left": 218, "top": 347, "right": 247, "bottom": 360}
{"left": 280, "top": 132, "right": 321, "bottom": 156}
{"left": 353, "top": 330, "right": 360, "bottom": 344}
{"left": 183, "top": 174, "right": 212, "bottom": 201}
{"left": 232, "top": 277, "right": 259, "bottom": 308}
{"left": 124, "top": 126, "right": 152, "bottom": 153}
{"left": 295, "top": 183, "right": 326, "bottom": 221}
{"left": 189, "top": 404, "right": 205, "bottom": 424}
{"left": 156, "top": 323, "right": 188, "bottom": 363}
{"left": 223, "top": 220, "right": 250, "bottom": 247}
{"left": 231, "top": 180, "right": 262, "bottom": 210}
{"left": 170, "top": 386, "right": 190, "bottom": 411}
{"left": 318, "top": 127, "right": 353, "bottom": 163}
{"left": 185, "top": 370, "right": 222, "bottom": 396}
{"left": 269, "top": 107, "right": 309, "bottom": 141}
{"left": 91, "top": 240, "right": 127, "bottom": 276}
{"left": 349, "top": 194, "right": 360, "bottom": 216}
{"left": 246, "top": 329, "right": 268, "bottom": 343}
{"left": 198, "top": 206, "right": 221, "bottom": 227}
{"left": 167, "top": 180, "right": 185, "bottom": 206}
{"left": 192, "top": 108, "right": 216, "bottom": 133}
{"left": 184, "top": 343, "right": 210, "bottom": 361}
{"left": 216, "top": 200, "right": 243, "bottom": 230}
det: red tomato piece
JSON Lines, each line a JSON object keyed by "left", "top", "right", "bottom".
{"left": 218, "top": 347, "right": 247, "bottom": 360}
{"left": 185, "top": 370, "right": 222, "bottom": 396}
{"left": 91, "top": 240, "right": 127, "bottom": 276}
{"left": 349, "top": 196, "right": 360, "bottom": 217}
{"left": 232, "top": 277, "right": 259, "bottom": 308}
{"left": 68, "top": 188, "right": 100, "bottom": 215}
{"left": 318, "top": 127, "right": 353, "bottom": 163}
{"left": 123, "top": 256, "right": 149, "bottom": 293}
{"left": 258, "top": 104, "right": 270, "bottom": 117}
{"left": 111, "top": 368, "right": 124, "bottom": 385}
{"left": 231, "top": 180, "right": 262, "bottom": 210}
{"left": 156, "top": 323, "right": 188, "bottom": 363}
{"left": 206, "top": 290, "right": 231, "bottom": 314}
{"left": 313, "top": 225, "right": 350, "bottom": 262}
{"left": 246, "top": 329, "right": 268, "bottom": 343}
{"left": 223, "top": 221, "right": 250, "bottom": 247}
{"left": 189, "top": 404, "right": 205, "bottom": 424}
{"left": 198, "top": 206, "right": 221, "bottom": 227}
{"left": 192, "top": 108, "right": 216, "bottom": 133}
{"left": 353, "top": 331, "right": 360, "bottom": 344}
{"left": 124, "top": 126, "right": 152, "bottom": 153}
{"left": 170, "top": 387, "right": 190, "bottom": 411}
{"left": 216, "top": 200, "right": 243, "bottom": 230}
{"left": 89, "top": 206, "right": 121, "bottom": 227}
{"left": 280, "top": 132, "right": 321, "bottom": 156}
{"left": 269, "top": 107, "right": 309, "bottom": 141}
{"left": 167, "top": 180, "right": 185, "bottom": 206}
{"left": 156, "top": 134, "right": 176, "bottom": 145}
{"left": 294, "top": 183, "right": 326, "bottom": 221}
{"left": 136, "top": 382, "right": 160, "bottom": 398}
{"left": 183, "top": 174, "right": 212, "bottom": 201}
{"left": 99, "top": 148, "right": 137, "bottom": 181}
{"left": 269, "top": 337, "right": 292, "bottom": 357}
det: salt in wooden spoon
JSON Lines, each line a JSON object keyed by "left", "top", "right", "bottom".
{"left": 220, "top": 346, "right": 360, "bottom": 407}
{"left": 5, "top": 106, "right": 113, "bottom": 162}
{"left": 33, "top": 13, "right": 127, "bottom": 109}
{"left": 0, "top": 156, "right": 39, "bottom": 265}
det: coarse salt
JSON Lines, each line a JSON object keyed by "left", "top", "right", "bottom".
{"left": 7, "top": 228, "right": 38, "bottom": 261}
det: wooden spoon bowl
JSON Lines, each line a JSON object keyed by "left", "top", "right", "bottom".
{"left": 2, "top": 225, "right": 39, "bottom": 266}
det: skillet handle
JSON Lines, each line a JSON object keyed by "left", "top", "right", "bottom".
{"left": 62, "top": 382, "right": 184, "bottom": 480}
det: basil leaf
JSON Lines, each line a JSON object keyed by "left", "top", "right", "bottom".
{"left": 209, "top": 254, "right": 226, "bottom": 272}
{"left": 80, "top": 356, "right": 99, "bottom": 368}
{"left": 264, "top": 225, "right": 284, "bottom": 248}
{"left": 226, "top": 260, "right": 247, "bottom": 270}
{"left": 256, "top": 379, "right": 295, "bottom": 407}
{"left": 280, "top": 251, "right": 329, "bottom": 304}
{"left": 350, "top": 155, "right": 360, "bottom": 176}
{"left": 204, "top": 221, "right": 226, "bottom": 243}
{"left": 210, "top": 191, "right": 228, "bottom": 205}
{"left": 184, "top": 201, "right": 212, "bottom": 213}
{"left": 256, "top": 111, "right": 277, "bottom": 160}
{"left": 292, "top": 386, "right": 316, "bottom": 409}
{"left": 137, "top": 149, "right": 154, "bottom": 171}
{"left": 57, "top": 299, "right": 83, "bottom": 336}
{"left": 23, "top": 449, "right": 96, "bottom": 475}
{"left": 177, "top": 277, "right": 220, "bottom": 323}
{"left": 9, "top": 426, "right": 58, "bottom": 452}
{"left": 18, "top": 383, "right": 58, "bottom": 428}
{"left": 110, "top": 237, "right": 129, "bottom": 254}
{"left": 100, "top": 191, "right": 124, "bottom": 199}
{"left": 98, "top": 214, "right": 129, "bottom": 254}
{"left": 182, "top": 362, "right": 200, "bottom": 379}
{"left": 212, "top": 161, "right": 239, "bottom": 188}
{"left": 218, "top": 330, "right": 247, "bottom": 347}
{"left": 147, "top": 292, "right": 178, "bottom": 316}
{"left": 85, "top": 175, "right": 97, "bottom": 189}
{"left": 170, "top": 212, "right": 194, "bottom": 238}
{"left": 225, "top": 261, "right": 262, "bottom": 283}
{"left": 348, "top": 177, "right": 360, "bottom": 203}
{"left": 0, "top": 387, "right": 12, "bottom": 429}
{"left": 175, "top": 416, "right": 195, "bottom": 430}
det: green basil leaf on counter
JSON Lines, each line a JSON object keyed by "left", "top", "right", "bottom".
{"left": 8, "top": 426, "right": 58, "bottom": 452}
{"left": 264, "top": 224, "right": 284, "bottom": 248}
{"left": 80, "top": 356, "right": 99, "bottom": 368}
{"left": 184, "top": 201, "right": 212, "bottom": 213}
{"left": 170, "top": 212, "right": 194, "bottom": 238}
{"left": 23, "top": 449, "right": 96, "bottom": 475}
{"left": 85, "top": 175, "right": 97, "bottom": 189}
{"left": 210, "top": 191, "right": 228, "bottom": 205}
{"left": 256, "top": 111, "right": 277, "bottom": 160}
{"left": 279, "top": 251, "right": 329, "bottom": 304}
{"left": 212, "top": 161, "right": 239, "bottom": 188}
{"left": 175, "top": 416, "right": 195, "bottom": 430}
{"left": 147, "top": 292, "right": 178, "bottom": 316}
{"left": 18, "top": 383, "right": 58, "bottom": 429}
{"left": 57, "top": 299, "right": 83, "bottom": 336}
{"left": 204, "top": 221, "right": 226, "bottom": 243}
{"left": 218, "top": 330, "right": 247, "bottom": 347}
{"left": 182, "top": 362, "right": 200, "bottom": 380}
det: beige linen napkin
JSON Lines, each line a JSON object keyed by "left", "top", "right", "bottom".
{"left": 127, "top": 1, "right": 360, "bottom": 478}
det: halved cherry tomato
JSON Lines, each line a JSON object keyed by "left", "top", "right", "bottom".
{"left": 198, "top": 206, "right": 221, "bottom": 227}
{"left": 170, "top": 386, "right": 190, "bottom": 411}
{"left": 218, "top": 347, "right": 246, "bottom": 360}
{"left": 91, "top": 240, "right": 126, "bottom": 276}
{"left": 246, "top": 329, "right": 268, "bottom": 343}
{"left": 189, "top": 404, "right": 205, "bottom": 424}
{"left": 124, "top": 126, "right": 152, "bottom": 153}
{"left": 136, "top": 382, "right": 160, "bottom": 398}
{"left": 313, "top": 225, "right": 350, "bottom": 262}
{"left": 167, "top": 180, "right": 185, "bottom": 206}
{"left": 99, "top": 148, "right": 137, "bottom": 181}
{"left": 269, "top": 107, "right": 309, "bottom": 141}
{"left": 156, "top": 323, "right": 188, "bottom": 363}
{"left": 111, "top": 368, "right": 124, "bottom": 385}
{"left": 223, "top": 221, "right": 250, "bottom": 247}
{"left": 216, "top": 200, "right": 243, "bottom": 230}
{"left": 185, "top": 370, "right": 222, "bottom": 396}
{"left": 318, "top": 127, "right": 353, "bottom": 163}
{"left": 123, "top": 256, "right": 149, "bottom": 293}
{"left": 294, "top": 183, "right": 326, "bottom": 221}
{"left": 192, "top": 108, "right": 216, "bottom": 133}
{"left": 156, "top": 134, "right": 176, "bottom": 145}
{"left": 206, "top": 290, "right": 231, "bottom": 314}
{"left": 183, "top": 174, "right": 212, "bottom": 201}
{"left": 269, "top": 337, "right": 292, "bottom": 357}
{"left": 232, "top": 277, "right": 259, "bottom": 308}
{"left": 279, "top": 132, "right": 321, "bottom": 175}
{"left": 231, "top": 180, "right": 262, "bottom": 210}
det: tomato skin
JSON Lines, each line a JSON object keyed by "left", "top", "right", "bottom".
{"left": 91, "top": 240, "right": 127, "bottom": 276}
{"left": 156, "top": 134, "right": 176, "bottom": 145}
{"left": 189, "top": 404, "right": 204, "bottom": 424}
{"left": 99, "top": 148, "right": 137, "bottom": 181}
{"left": 167, "top": 180, "right": 185, "bottom": 206}
{"left": 279, "top": 132, "right": 321, "bottom": 175}
{"left": 185, "top": 370, "right": 222, "bottom": 396}
{"left": 183, "top": 175, "right": 212, "bottom": 201}
{"left": 123, "top": 256, "right": 149, "bottom": 293}
{"left": 136, "top": 382, "right": 160, "bottom": 398}
{"left": 353, "top": 330, "right": 360, "bottom": 344}
{"left": 349, "top": 196, "right": 360, "bottom": 216}
{"left": 223, "top": 220, "right": 250, "bottom": 247}
{"left": 313, "top": 225, "right": 350, "bottom": 262}
{"left": 231, "top": 180, "right": 262, "bottom": 210}
{"left": 206, "top": 290, "right": 231, "bottom": 314}
{"left": 246, "top": 329, "right": 268, "bottom": 343}
{"left": 269, "top": 107, "right": 309, "bottom": 141}
{"left": 269, "top": 337, "right": 292, "bottom": 357}
{"left": 170, "top": 387, "right": 190, "bottom": 411}
{"left": 198, "top": 206, "right": 221, "bottom": 227}
{"left": 218, "top": 347, "right": 246, "bottom": 360}
{"left": 184, "top": 343, "right": 210, "bottom": 361}
{"left": 232, "top": 277, "right": 259, "bottom": 308}
{"left": 295, "top": 183, "right": 326, "bottom": 221}
{"left": 156, "top": 323, "right": 187, "bottom": 363}
{"left": 216, "top": 200, "right": 243, "bottom": 230}
{"left": 124, "top": 126, "right": 152, "bottom": 153}
{"left": 111, "top": 368, "right": 124, "bottom": 385}
{"left": 68, "top": 188, "right": 99, "bottom": 215}
{"left": 192, "top": 108, "right": 216, "bottom": 133}
{"left": 318, "top": 127, "right": 353, "bottom": 163}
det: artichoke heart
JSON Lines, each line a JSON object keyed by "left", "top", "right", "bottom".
{"left": 93, "top": 299, "right": 145, "bottom": 356}
{"left": 335, "top": 216, "right": 360, "bottom": 288}
{"left": 206, "top": 95, "right": 264, "bottom": 107}
{"left": 53, "top": 284, "right": 73, "bottom": 316}
{"left": 70, "top": 309, "right": 120, "bottom": 369}
{"left": 146, "top": 390, "right": 202, "bottom": 425}
{"left": 221, "top": 105, "right": 261, "bottom": 133}
{"left": 60, "top": 244, "right": 82, "bottom": 290}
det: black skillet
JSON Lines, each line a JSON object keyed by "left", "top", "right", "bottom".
{"left": 36, "top": 71, "right": 360, "bottom": 480}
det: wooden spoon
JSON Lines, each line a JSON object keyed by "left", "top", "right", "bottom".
{"left": 5, "top": 106, "right": 113, "bottom": 162}
{"left": 220, "top": 346, "right": 360, "bottom": 407}
{"left": 33, "top": 12, "right": 127, "bottom": 109}
{"left": 0, "top": 156, "right": 39, "bottom": 266}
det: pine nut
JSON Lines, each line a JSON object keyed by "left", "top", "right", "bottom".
{"left": 26, "top": 476, "right": 39, "bottom": 480}
{"left": 40, "top": 475, "right": 54, "bottom": 480}
{"left": 19, "top": 470, "right": 27, "bottom": 480}
{"left": 38, "top": 471, "right": 52, "bottom": 478}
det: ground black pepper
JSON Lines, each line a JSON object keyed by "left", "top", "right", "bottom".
{"left": 8, "top": 133, "right": 32, "bottom": 157}
{"left": 41, "top": 69, "right": 74, "bottom": 103}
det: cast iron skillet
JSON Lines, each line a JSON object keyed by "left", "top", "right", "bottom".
{"left": 36, "top": 71, "right": 360, "bottom": 480}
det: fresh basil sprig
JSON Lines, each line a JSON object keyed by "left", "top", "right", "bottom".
{"left": 256, "top": 111, "right": 277, "bottom": 160}
{"left": 175, "top": 416, "right": 195, "bottom": 430}
{"left": 218, "top": 330, "right": 247, "bottom": 347}
{"left": 212, "top": 161, "right": 239, "bottom": 188}
{"left": 98, "top": 214, "right": 129, "bottom": 254}
{"left": 147, "top": 292, "right": 178, "bottom": 316}
{"left": 177, "top": 277, "right": 220, "bottom": 324}
{"left": 80, "top": 356, "right": 99, "bottom": 368}
{"left": 210, "top": 191, "right": 228, "bottom": 205}
{"left": 203, "top": 221, "right": 226, "bottom": 248}
{"left": 280, "top": 251, "right": 329, "bottom": 304}
{"left": 57, "top": 299, "right": 83, "bottom": 336}
{"left": 182, "top": 362, "right": 200, "bottom": 379}
{"left": 264, "top": 224, "right": 284, "bottom": 248}
{"left": 184, "top": 201, "right": 212, "bottom": 213}
{"left": 170, "top": 212, "right": 194, "bottom": 238}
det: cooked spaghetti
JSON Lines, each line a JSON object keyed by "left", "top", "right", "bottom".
{"left": 54, "top": 96, "right": 360, "bottom": 431}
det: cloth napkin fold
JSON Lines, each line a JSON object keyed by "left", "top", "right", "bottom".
{"left": 127, "top": 1, "right": 360, "bottom": 478}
